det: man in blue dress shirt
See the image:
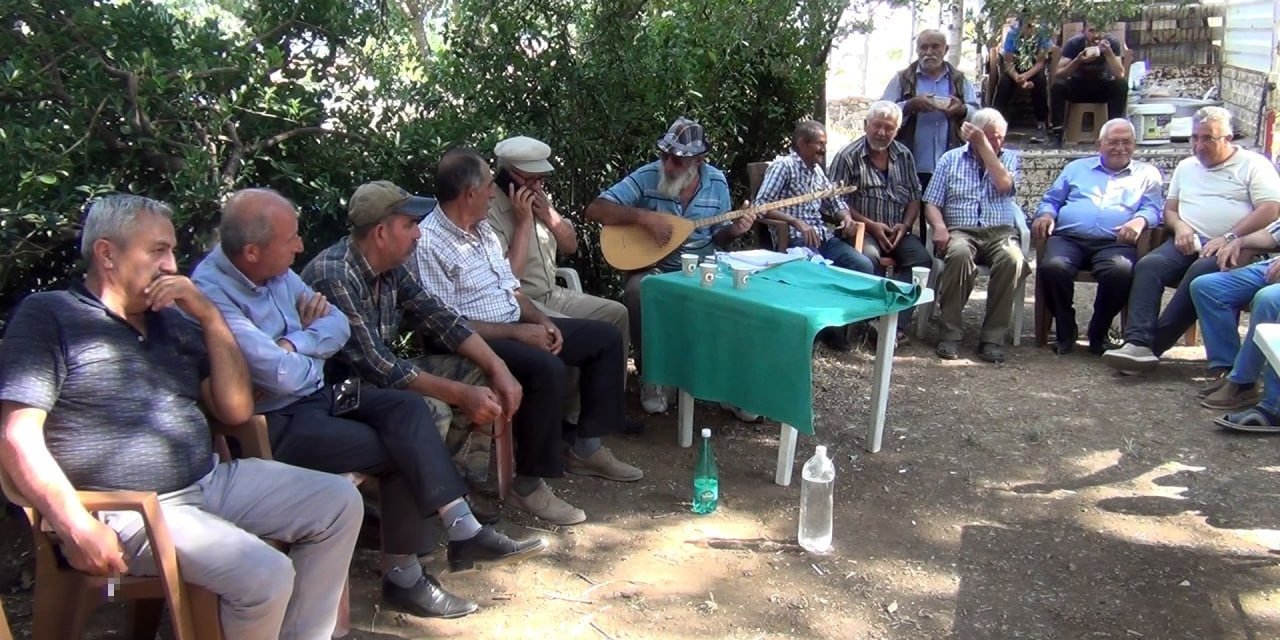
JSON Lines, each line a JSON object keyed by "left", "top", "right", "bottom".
{"left": 193, "top": 189, "right": 545, "bottom": 621}
{"left": 1031, "top": 119, "right": 1164, "bottom": 355}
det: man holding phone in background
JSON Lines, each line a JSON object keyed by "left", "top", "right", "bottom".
{"left": 195, "top": 188, "right": 546, "bottom": 621}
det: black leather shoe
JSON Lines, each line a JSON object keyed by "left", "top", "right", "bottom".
{"left": 382, "top": 573, "right": 478, "bottom": 619}
{"left": 467, "top": 494, "right": 501, "bottom": 526}
{"left": 1051, "top": 341, "right": 1074, "bottom": 355}
{"left": 447, "top": 525, "right": 548, "bottom": 573}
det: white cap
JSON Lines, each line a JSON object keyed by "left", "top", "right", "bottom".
{"left": 701, "top": 428, "right": 711, "bottom": 438}
{"left": 494, "top": 136, "right": 555, "bottom": 174}
{"left": 815, "top": 445, "right": 827, "bottom": 457}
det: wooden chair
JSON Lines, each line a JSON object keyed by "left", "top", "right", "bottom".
{"left": 0, "top": 456, "right": 218, "bottom": 640}
{"left": 1032, "top": 228, "right": 1155, "bottom": 347}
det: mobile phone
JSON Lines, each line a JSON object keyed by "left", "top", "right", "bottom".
{"left": 495, "top": 168, "right": 517, "bottom": 196}
{"left": 331, "top": 378, "right": 361, "bottom": 416}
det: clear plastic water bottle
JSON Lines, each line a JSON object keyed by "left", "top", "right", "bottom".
{"left": 798, "top": 445, "right": 834, "bottom": 553}
{"left": 692, "top": 428, "right": 719, "bottom": 514}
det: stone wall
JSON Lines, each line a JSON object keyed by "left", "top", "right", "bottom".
{"left": 828, "top": 96, "right": 873, "bottom": 141}
{"left": 1221, "top": 65, "right": 1267, "bottom": 140}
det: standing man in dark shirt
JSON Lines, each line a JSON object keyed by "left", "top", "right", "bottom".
{"left": 1051, "top": 22, "right": 1130, "bottom": 144}
{"left": 0, "top": 194, "right": 362, "bottom": 640}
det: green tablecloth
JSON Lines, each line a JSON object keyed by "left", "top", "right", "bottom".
{"left": 641, "top": 259, "right": 920, "bottom": 434}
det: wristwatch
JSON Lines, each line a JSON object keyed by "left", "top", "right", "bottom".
{"left": 1224, "top": 231, "right": 1239, "bottom": 243}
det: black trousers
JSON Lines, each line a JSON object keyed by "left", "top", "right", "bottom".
{"left": 994, "top": 70, "right": 1049, "bottom": 124}
{"left": 488, "top": 316, "right": 625, "bottom": 478}
{"left": 1051, "top": 76, "right": 1128, "bottom": 128}
{"left": 1036, "top": 235, "right": 1137, "bottom": 345}
{"left": 265, "top": 385, "right": 466, "bottom": 556}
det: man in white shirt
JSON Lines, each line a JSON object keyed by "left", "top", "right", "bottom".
{"left": 1104, "top": 107, "right": 1280, "bottom": 372}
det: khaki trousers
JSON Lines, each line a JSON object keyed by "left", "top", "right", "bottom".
{"left": 937, "top": 225, "right": 1027, "bottom": 345}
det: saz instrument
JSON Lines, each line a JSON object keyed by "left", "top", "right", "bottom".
{"left": 599, "top": 184, "right": 857, "bottom": 270}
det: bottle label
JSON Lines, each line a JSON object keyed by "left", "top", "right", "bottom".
{"left": 698, "top": 488, "right": 717, "bottom": 502}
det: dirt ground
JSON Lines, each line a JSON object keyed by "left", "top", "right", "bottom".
{"left": 4, "top": 274, "right": 1280, "bottom": 639}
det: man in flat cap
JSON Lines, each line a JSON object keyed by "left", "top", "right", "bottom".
{"left": 488, "top": 136, "right": 635, "bottom": 431}
{"left": 585, "top": 117, "right": 755, "bottom": 414}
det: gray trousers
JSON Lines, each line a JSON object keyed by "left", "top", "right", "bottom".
{"left": 937, "top": 225, "right": 1027, "bottom": 344}
{"left": 104, "top": 458, "right": 363, "bottom": 640}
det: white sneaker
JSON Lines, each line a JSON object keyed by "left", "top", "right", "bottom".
{"left": 720, "top": 402, "right": 760, "bottom": 422}
{"left": 1101, "top": 343, "right": 1159, "bottom": 372}
{"left": 640, "top": 383, "right": 668, "bottom": 414}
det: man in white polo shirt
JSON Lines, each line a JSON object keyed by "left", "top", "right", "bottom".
{"left": 1104, "top": 107, "right": 1280, "bottom": 372}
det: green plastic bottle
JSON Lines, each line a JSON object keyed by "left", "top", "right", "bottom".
{"left": 692, "top": 428, "right": 719, "bottom": 514}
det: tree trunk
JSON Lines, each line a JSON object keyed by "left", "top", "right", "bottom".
{"left": 946, "top": 0, "right": 964, "bottom": 67}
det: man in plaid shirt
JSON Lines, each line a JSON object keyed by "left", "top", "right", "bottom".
{"left": 922, "top": 108, "right": 1027, "bottom": 364}
{"left": 757, "top": 119, "right": 874, "bottom": 350}
{"left": 413, "top": 149, "right": 644, "bottom": 526}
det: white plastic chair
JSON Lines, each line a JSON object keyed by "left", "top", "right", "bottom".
{"left": 918, "top": 215, "right": 1030, "bottom": 345}
{"left": 555, "top": 267, "right": 583, "bottom": 293}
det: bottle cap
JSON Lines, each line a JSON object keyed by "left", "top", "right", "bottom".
{"left": 816, "top": 445, "right": 827, "bottom": 457}
{"left": 701, "top": 428, "right": 711, "bottom": 438}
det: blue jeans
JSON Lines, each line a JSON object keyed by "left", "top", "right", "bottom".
{"left": 1189, "top": 260, "right": 1280, "bottom": 413}
{"left": 819, "top": 235, "right": 876, "bottom": 274}
{"left": 1122, "top": 238, "right": 1218, "bottom": 354}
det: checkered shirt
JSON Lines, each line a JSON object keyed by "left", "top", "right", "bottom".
{"left": 754, "top": 151, "right": 848, "bottom": 244}
{"left": 413, "top": 208, "right": 522, "bottom": 324}
{"left": 922, "top": 143, "right": 1023, "bottom": 228}
{"left": 298, "top": 235, "right": 474, "bottom": 390}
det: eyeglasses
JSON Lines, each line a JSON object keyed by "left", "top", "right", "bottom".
{"left": 660, "top": 151, "right": 693, "bottom": 165}
{"left": 1101, "top": 139, "right": 1135, "bottom": 149}
{"left": 1189, "top": 134, "right": 1228, "bottom": 144}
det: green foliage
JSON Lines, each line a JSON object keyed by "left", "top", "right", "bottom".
{"left": 0, "top": 0, "right": 859, "bottom": 309}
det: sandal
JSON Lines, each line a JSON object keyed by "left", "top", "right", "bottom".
{"left": 935, "top": 340, "right": 959, "bottom": 360}
{"left": 1214, "top": 407, "right": 1280, "bottom": 433}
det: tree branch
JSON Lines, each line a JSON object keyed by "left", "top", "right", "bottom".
{"left": 247, "top": 126, "right": 331, "bottom": 154}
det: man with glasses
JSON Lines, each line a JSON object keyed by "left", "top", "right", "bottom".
{"left": 585, "top": 117, "right": 755, "bottom": 414}
{"left": 1104, "top": 107, "right": 1280, "bottom": 374}
{"left": 1031, "top": 119, "right": 1164, "bottom": 355}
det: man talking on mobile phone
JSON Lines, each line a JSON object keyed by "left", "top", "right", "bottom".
{"left": 194, "top": 188, "right": 546, "bottom": 621}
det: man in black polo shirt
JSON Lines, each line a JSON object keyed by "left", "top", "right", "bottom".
{"left": 0, "top": 194, "right": 362, "bottom": 640}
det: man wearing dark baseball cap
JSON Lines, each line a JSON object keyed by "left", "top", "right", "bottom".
{"left": 302, "top": 180, "right": 542, "bottom": 618}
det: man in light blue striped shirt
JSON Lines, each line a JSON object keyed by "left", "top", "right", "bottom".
{"left": 922, "top": 108, "right": 1026, "bottom": 363}
{"left": 1032, "top": 119, "right": 1164, "bottom": 355}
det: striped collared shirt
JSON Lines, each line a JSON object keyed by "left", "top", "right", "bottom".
{"left": 299, "top": 235, "right": 474, "bottom": 390}
{"left": 413, "top": 208, "right": 522, "bottom": 324}
{"left": 923, "top": 143, "right": 1023, "bottom": 228}
{"left": 754, "top": 151, "right": 848, "bottom": 244}
{"left": 828, "top": 137, "right": 922, "bottom": 226}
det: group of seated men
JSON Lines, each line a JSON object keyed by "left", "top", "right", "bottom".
{"left": 2, "top": 90, "right": 1280, "bottom": 637}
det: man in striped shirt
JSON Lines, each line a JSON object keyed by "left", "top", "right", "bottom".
{"left": 829, "top": 101, "right": 933, "bottom": 340}
{"left": 923, "top": 108, "right": 1026, "bottom": 363}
